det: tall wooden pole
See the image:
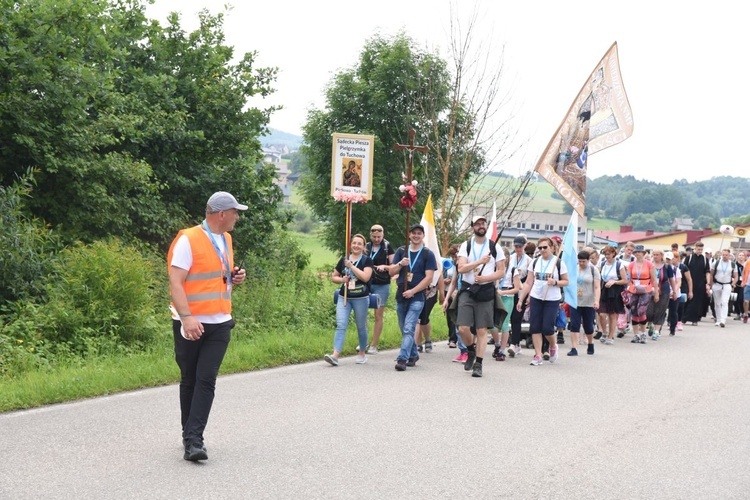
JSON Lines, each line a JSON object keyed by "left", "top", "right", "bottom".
{"left": 394, "top": 129, "right": 428, "bottom": 294}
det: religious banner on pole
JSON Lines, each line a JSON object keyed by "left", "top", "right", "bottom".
{"left": 331, "top": 133, "right": 375, "bottom": 202}
{"left": 534, "top": 42, "right": 634, "bottom": 217}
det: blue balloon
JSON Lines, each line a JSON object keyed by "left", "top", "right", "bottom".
{"left": 442, "top": 258, "right": 453, "bottom": 270}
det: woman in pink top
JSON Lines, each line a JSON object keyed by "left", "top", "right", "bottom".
{"left": 627, "top": 245, "right": 659, "bottom": 344}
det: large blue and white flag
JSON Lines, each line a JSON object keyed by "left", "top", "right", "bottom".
{"left": 562, "top": 212, "right": 579, "bottom": 309}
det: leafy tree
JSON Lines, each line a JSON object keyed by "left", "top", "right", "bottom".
{"left": 0, "top": 0, "right": 282, "bottom": 251}
{"left": 300, "top": 33, "right": 450, "bottom": 252}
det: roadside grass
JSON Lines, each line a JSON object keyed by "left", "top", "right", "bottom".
{"left": 0, "top": 281, "right": 448, "bottom": 413}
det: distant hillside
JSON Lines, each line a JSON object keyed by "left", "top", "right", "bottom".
{"left": 261, "top": 128, "right": 303, "bottom": 151}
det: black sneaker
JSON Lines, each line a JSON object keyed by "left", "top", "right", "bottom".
{"left": 395, "top": 359, "right": 407, "bottom": 371}
{"left": 472, "top": 363, "right": 483, "bottom": 377}
{"left": 464, "top": 351, "right": 477, "bottom": 371}
{"left": 492, "top": 345, "right": 501, "bottom": 358}
{"left": 557, "top": 333, "right": 565, "bottom": 345}
{"left": 543, "top": 352, "right": 550, "bottom": 361}
{"left": 184, "top": 443, "right": 208, "bottom": 461}
{"left": 617, "top": 331, "right": 625, "bottom": 338}
{"left": 567, "top": 348, "right": 578, "bottom": 356}
{"left": 587, "top": 344, "right": 595, "bottom": 355}
{"left": 594, "top": 331, "right": 603, "bottom": 340}
{"left": 406, "top": 356, "right": 419, "bottom": 367}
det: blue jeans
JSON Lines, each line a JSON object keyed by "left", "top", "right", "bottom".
{"left": 396, "top": 299, "right": 424, "bottom": 361}
{"left": 334, "top": 296, "right": 369, "bottom": 353}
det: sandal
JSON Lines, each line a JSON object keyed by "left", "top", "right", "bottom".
{"left": 448, "top": 341, "right": 457, "bottom": 348}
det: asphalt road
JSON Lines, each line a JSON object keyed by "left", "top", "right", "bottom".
{"left": 2, "top": 319, "right": 750, "bottom": 500}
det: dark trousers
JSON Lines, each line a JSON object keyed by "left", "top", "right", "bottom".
{"left": 668, "top": 298, "right": 678, "bottom": 334}
{"left": 446, "top": 296, "right": 458, "bottom": 343}
{"left": 173, "top": 319, "right": 233, "bottom": 446}
{"left": 510, "top": 294, "right": 525, "bottom": 346}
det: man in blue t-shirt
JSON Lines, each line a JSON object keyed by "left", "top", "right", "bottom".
{"left": 389, "top": 224, "right": 438, "bottom": 372}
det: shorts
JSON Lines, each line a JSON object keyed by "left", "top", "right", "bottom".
{"left": 457, "top": 290, "right": 494, "bottom": 330}
{"left": 744, "top": 285, "right": 750, "bottom": 299}
{"left": 418, "top": 293, "right": 438, "bottom": 325}
{"left": 370, "top": 283, "right": 391, "bottom": 309}
{"left": 528, "top": 297, "right": 559, "bottom": 336}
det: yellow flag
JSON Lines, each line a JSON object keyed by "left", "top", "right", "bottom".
{"left": 419, "top": 194, "right": 443, "bottom": 287}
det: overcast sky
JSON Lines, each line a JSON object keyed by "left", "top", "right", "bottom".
{"left": 146, "top": 0, "right": 746, "bottom": 185}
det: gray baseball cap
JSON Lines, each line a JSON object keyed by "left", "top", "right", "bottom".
{"left": 207, "top": 191, "right": 248, "bottom": 212}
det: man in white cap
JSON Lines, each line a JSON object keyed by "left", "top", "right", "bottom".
{"left": 455, "top": 215, "right": 505, "bottom": 377}
{"left": 168, "top": 191, "right": 248, "bottom": 461}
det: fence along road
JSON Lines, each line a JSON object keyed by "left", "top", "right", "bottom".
{"left": 2, "top": 321, "right": 750, "bottom": 499}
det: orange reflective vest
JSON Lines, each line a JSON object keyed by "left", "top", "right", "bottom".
{"left": 168, "top": 225, "right": 234, "bottom": 315}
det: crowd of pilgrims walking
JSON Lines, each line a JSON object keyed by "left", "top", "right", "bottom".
{"left": 323, "top": 220, "right": 748, "bottom": 377}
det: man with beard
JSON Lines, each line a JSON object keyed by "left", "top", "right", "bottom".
{"left": 455, "top": 215, "right": 505, "bottom": 378}
{"left": 683, "top": 241, "right": 711, "bottom": 325}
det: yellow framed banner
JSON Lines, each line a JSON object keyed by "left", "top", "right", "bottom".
{"left": 331, "top": 133, "right": 375, "bottom": 202}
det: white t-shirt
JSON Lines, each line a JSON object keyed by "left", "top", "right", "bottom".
{"left": 503, "top": 252, "right": 529, "bottom": 286}
{"left": 170, "top": 232, "right": 232, "bottom": 324}
{"left": 458, "top": 238, "right": 505, "bottom": 285}
{"left": 713, "top": 259, "right": 735, "bottom": 285}
{"left": 530, "top": 255, "right": 568, "bottom": 302}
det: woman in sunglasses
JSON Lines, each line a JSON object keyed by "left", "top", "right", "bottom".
{"left": 517, "top": 237, "right": 569, "bottom": 366}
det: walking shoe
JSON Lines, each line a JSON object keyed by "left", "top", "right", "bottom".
{"left": 324, "top": 354, "right": 339, "bottom": 366}
{"left": 530, "top": 355, "right": 543, "bottom": 366}
{"left": 487, "top": 337, "right": 495, "bottom": 345}
{"left": 524, "top": 339, "right": 534, "bottom": 349}
{"left": 464, "top": 351, "right": 477, "bottom": 372}
{"left": 631, "top": 335, "right": 640, "bottom": 344}
{"left": 542, "top": 352, "right": 550, "bottom": 361}
{"left": 677, "top": 321, "right": 683, "bottom": 331}
{"left": 647, "top": 325, "right": 654, "bottom": 337}
{"left": 492, "top": 345, "right": 501, "bottom": 358}
{"left": 734, "top": 315, "right": 742, "bottom": 321}
{"left": 497, "top": 352, "right": 506, "bottom": 361}
{"left": 557, "top": 332, "right": 565, "bottom": 345}
{"left": 508, "top": 345, "right": 520, "bottom": 357}
{"left": 720, "top": 322, "right": 725, "bottom": 328}
{"left": 744, "top": 315, "right": 749, "bottom": 324}
{"left": 715, "top": 322, "right": 720, "bottom": 327}
{"left": 640, "top": 334, "right": 648, "bottom": 344}
{"left": 424, "top": 340, "right": 433, "bottom": 353}
{"left": 395, "top": 359, "right": 407, "bottom": 371}
{"left": 472, "top": 363, "right": 483, "bottom": 377}
{"left": 452, "top": 352, "right": 468, "bottom": 363}
{"left": 417, "top": 344, "right": 424, "bottom": 353}
{"left": 594, "top": 331, "right": 603, "bottom": 340}
{"left": 355, "top": 354, "right": 367, "bottom": 364}
{"left": 604, "top": 338, "right": 614, "bottom": 345}
{"left": 549, "top": 346, "right": 558, "bottom": 363}
{"left": 567, "top": 348, "right": 578, "bottom": 356}
{"left": 448, "top": 340, "right": 457, "bottom": 348}
{"left": 599, "top": 335, "right": 607, "bottom": 343}
{"left": 669, "top": 332, "right": 676, "bottom": 336}
{"left": 366, "top": 345, "right": 379, "bottom": 355}
{"left": 691, "top": 322, "right": 698, "bottom": 326}
{"left": 406, "top": 356, "right": 419, "bottom": 367}
{"left": 652, "top": 332, "right": 660, "bottom": 341}
{"left": 617, "top": 331, "right": 625, "bottom": 338}
{"left": 587, "top": 343, "right": 595, "bottom": 355}
{"left": 184, "top": 443, "right": 208, "bottom": 461}
{"left": 464, "top": 351, "right": 477, "bottom": 371}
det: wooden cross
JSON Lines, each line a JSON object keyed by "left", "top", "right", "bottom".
{"left": 394, "top": 129, "right": 429, "bottom": 245}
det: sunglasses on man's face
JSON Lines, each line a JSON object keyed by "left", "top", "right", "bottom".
{"left": 538, "top": 245, "right": 549, "bottom": 250}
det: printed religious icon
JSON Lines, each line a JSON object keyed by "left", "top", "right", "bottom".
{"left": 406, "top": 272, "right": 413, "bottom": 283}
{"left": 331, "top": 133, "right": 375, "bottom": 201}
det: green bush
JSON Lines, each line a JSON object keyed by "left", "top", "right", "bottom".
{"left": 43, "top": 239, "right": 162, "bottom": 354}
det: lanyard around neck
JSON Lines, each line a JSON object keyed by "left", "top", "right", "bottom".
{"left": 201, "top": 221, "right": 230, "bottom": 274}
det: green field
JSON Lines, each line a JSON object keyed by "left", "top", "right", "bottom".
{"left": 291, "top": 231, "right": 339, "bottom": 270}
{"left": 472, "top": 175, "right": 567, "bottom": 213}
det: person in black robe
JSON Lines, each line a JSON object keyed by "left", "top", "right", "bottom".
{"left": 683, "top": 243, "right": 710, "bottom": 324}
